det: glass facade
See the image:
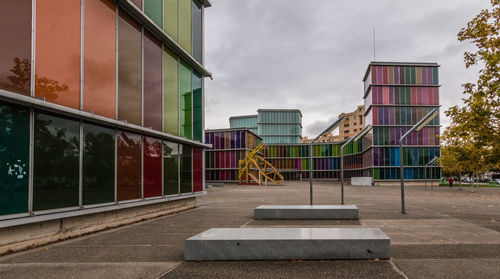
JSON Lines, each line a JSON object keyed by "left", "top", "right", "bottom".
{"left": 117, "top": 131, "right": 142, "bottom": 201}
{"left": 229, "top": 115, "right": 258, "bottom": 134}
{"left": 84, "top": 0, "right": 116, "bottom": 119}
{"left": 192, "top": 0, "right": 202, "bottom": 63}
{"left": 35, "top": 0, "right": 81, "bottom": 109}
{"left": 82, "top": 123, "right": 115, "bottom": 205}
{"left": 0, "top": 102, "right": 30, "bottom": 215}
{"left": 143, "top": 136, "right": 163, "bottom": 198}
{"left": 0, "top": 0, "right": 32, "bottom": 96}
{"left": 163, "top": 0, "right": 179, "bottom": 41}
{"left": 144, "top": 0, "right": 162, "bottom": 27}
{"left": 193, "top": 71, "right": 203, "bottom": 142}
{"left": 205, "top": 129, "right": 263, "bottom": 182}
{"left": 180, "top": 144, "right": 192, "bottom": 193}
{"left": 163, "top": 48, "right": 179, "bottom": 135}
{"left": 363, "top": 63, "right": 441, "bottom": 181}
{"left": 0, "top": 0, "right": 209, "bottom": 221}
{"left": 33, "top": 112, "right": 80, "bottom": 211}
{"left": 257, "top": 110, "right": 302, "bottom": 144}
{"left": 179, "top": 0, "right": 192, "bottom": 54}
{"left": 180, "top": 61, "right": 192, "bottom": 139}
{"left": 118, "top": 11, "right": 142, "bottom": 126}
{"left": 163, "top": 141, "right": 179, "bottom": 195}
{"left": 144, "top": 31, "right": 163, "bottom": 131}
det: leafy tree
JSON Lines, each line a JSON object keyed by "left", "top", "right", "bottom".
{"left": 443, "top": 0, "right": 499, "bottom": 176}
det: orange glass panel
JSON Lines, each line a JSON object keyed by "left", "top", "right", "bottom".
{"left": 35, "top": 0, "right": 80, "bottom": 109}
{"left": 84, "top": 0, "right": 116, "bottom": 119}
{"left": 0, "top": 0, "right": 32, "bottom": 96}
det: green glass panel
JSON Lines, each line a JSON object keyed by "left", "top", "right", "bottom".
{"left": 163, "top": 141, "right": 179, "bottom": 195}
{"left": 82, "top": 123, "right": 115, "bottom": 205}
{"left": 163, "top": 47, "right": 179, "bottom": 135}
{"left": 163, "top": 0, "right": 178, "bottom": 41}
{"left": 144, "top": 0, "right": 162, "bottom": 27}
{"left": 374, "top": 168, "right": 379, "bottom": 180}
{"left": 404, "top": 67, "right": 411, "bottom": 84}
{"left": 192, "top": 71, "right": 202, "bottom": 142}
{"left": 33, "top": 112, "right": 79, "bottom": 211}
{"left": 0, "top": 102, "right": 29, "bottom": 215}
{"left": 179, "top": 60, "right": 192, "bottom": 139}
{"left": 180, "top": 144, "right": 192, "bottom": 193}
{"left": 179, "top": 0, "right": 192, "bottom": 54}
{"left": 410, "top": 67, "right": 416, "bottom": 84}
{"left": 432, "top": 67, "right": 438, "bottom": 85}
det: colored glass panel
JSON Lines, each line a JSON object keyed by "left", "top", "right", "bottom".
{"left": 144, "top": 31, "right": 163, "bottom": 131}
{"left": 0, "top": 0, "right": 31, "bottom": 96}
{"left": 192, "top": 71, "right": 202, "bottom": 142}
{"left": 33, "top": 112, "right": 79, "bottom": 211}
{"left": 118, "top": 11, "right": 142, "bottom": 126}
{"left": 35, "top": 0, "right": 80, "bottom": 109}
{"left": 179, "top": 0, "right": 192, "bottom": 54}
{"left": 192, "top": 0, "right": 202, "bottom": 63}
{"left": 0, "top": 102, "right": 30, "bottom": 215}
{"left": 144, "top": 136, "right": 162, "bottom": 198}
{"left": 193, "top": 147, "right": 203, "bottom": 192}
{"left": 84, "top": 0, "right": 116, "bottom": 119}
{"left": 163, "top": 0, "right": 178, "bottom": 41}
{"left": 131, "top": 0, "right": 143, "bottom": 9}
{"left": 82, "top": 123, "right": 115, "bottom": 205}
{"left": 144, "top": 0, "right": 162, "bottom": 26}
{"left": 180, "top": 144, "right": 192, "bottom": 193}
{"left": 117, "top": 131, "right": 142, "bottom": 201}
{"left": 180, "top": 60, "right": 192, "bottom": 139}
{"left": 163, "top": 47, "right": 179, "bottom": 135}
{"left": 163, "top": 141, "right": 179, "bottom": 195}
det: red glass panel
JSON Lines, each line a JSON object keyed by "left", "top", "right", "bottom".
{"left": 36, "top": 0, "right": 80, "bottom": 109}
{"left": 193, "top": 147, "right": 203, "bottom": 192}
{"left": 84, "top": 0, "right": 116, "bottom": 119}
{"left": 144, "top": 136, "right": 162, "bottom": 198}
{"left": 117, "top": 131, "right": 141, "bottom": 201}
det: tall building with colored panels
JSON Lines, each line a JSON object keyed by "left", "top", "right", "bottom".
{"left": 205, "top": 129, "right": 262, "bottom": 183}
{"left": 362, "top": 62, "right": 441, "bottom": 181}
{"left": 0, "top": 0, "right": 211, "bottom": 221}
{"left": 229, "top": 115, "right": 258, "bottom": 134}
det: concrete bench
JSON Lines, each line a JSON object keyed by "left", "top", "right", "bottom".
{"left": 185, "top": 227, "right": 390, "bottom": 260}
{"left": 254, "top": 205, "right": 359, "bottom": 220}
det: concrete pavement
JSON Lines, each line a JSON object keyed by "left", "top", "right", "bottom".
{"left": 0, "top": 181, "right": 499, "bottom": 278}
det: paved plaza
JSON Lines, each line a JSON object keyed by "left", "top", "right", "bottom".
{"left": 1, "top": 182, "right": 500, "bottom": 278}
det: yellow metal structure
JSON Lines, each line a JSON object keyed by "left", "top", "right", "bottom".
{"left": 238, "top": 142, "right": 284, "bottom": 186}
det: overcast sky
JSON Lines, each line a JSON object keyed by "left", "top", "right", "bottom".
{"left": 204, "top": 0, "right": 491, "bottom": 137}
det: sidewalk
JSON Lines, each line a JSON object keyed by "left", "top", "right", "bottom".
{"left": 1, "top": 182, "right": 499, "bottom": 278}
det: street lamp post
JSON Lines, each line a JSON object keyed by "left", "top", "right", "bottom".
{"left": 340, "top": 125, "right": 372, "bottom": 205}
{"left": 399, "top": 109, "right": 439, "bottom": 214}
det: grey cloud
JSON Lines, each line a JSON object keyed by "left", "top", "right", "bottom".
{"left": 205, "top": 0, "right": 491, "bottom": 137}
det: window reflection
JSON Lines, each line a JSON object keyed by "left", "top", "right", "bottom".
{"left": 0, "top": 102, "right": 30, "bottom": 215}
{"left": 117, "top": 131, "right": 142, "bottom": 201}
{"left": 163, "top": 141, "right": 179, "bottom": 195}
{"left": 33, "top": 112, "right": 80, "bottom": 211}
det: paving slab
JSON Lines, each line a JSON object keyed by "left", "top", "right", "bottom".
{"left": 254, "top": 205, "right": 359, "bottom": 220}
{"left": 0, "top": 262, "right": 178, "bottom": 279}
{"left": 395, "top": 259, "right": 500, "bottom": 279}
{"left": 185, "top": 227, "right": 390, "bottom": 260}
{"left": 161, "top": 260, "right": 404, "bottom": 279}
